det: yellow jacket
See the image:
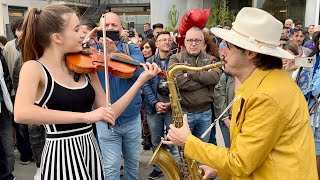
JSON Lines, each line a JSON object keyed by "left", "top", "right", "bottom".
{"left": 184, "top": 69, "right": 317, "bottom": 179}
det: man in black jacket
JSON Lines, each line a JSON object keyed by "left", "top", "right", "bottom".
{"left": 0, "top": 49, "right": 15, "bottom": 180}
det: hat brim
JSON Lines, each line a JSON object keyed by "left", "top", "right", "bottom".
{"left": 211, "top": 28, "right": 295, "bottom": 59}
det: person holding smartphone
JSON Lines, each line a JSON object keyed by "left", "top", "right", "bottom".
{"left": 296, "top": 32, "right": 320, "bottom": 178}
{"left": 85, "top": 12, "right": 146, "bottom": 180}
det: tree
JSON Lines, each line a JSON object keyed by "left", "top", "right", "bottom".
{"left": 165, "top": 4, "right": 179, "bottom": 32}
{"left": 206, "top": 0, "right": 237, "bottom": 28}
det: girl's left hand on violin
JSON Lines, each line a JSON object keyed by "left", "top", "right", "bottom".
{"left": 138, "top": 62, "right": 161, "bottom": 84}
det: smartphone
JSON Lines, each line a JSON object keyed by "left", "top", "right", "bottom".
{"left": 294, "top": 57, "right": 314, "bottom": 67}
{"left": 128, "top": 22, "right": 135, "bottom": 37}
{"left": 97, "top": 30, "right": 120, "bottom": 41}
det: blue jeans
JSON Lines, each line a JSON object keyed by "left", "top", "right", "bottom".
{"left": 208, "top": 125, "right": 217, "bottom": 145}
{"left": 147, "top": 111, "right": 179, "bottom": 172}
{"left": 96, "top": 114, "right": 141, "bottom": 180}
{"left": 0, "top": 104, "right": 15, "bottom": 180}
{"left": 313, "top": 127, "right": 320, "bottom": 155}
{"left": 184, "top": 109, "right": 212, "bottom": 142}
{"left": 219, "top": 122, "right": 230, "bottom": 148}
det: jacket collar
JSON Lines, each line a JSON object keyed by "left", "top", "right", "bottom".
{"left": 235, "top": 68, "right": 273, "bottom": 100}
{"left": 182, "top": 50, "right": 206, "bottom": 65}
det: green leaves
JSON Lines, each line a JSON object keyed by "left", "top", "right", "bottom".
{"left": 206, "top": 0, "right": 237, "bottom": 28}
{"left": 166, "top": 4, "right": 179, "bottom": 32}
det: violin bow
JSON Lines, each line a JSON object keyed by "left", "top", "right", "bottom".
{"left": 102, "top": 14, "right": 114, "bottom": 132}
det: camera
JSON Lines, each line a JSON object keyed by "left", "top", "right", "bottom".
{"left": 97, "top": 30, "right": 120, "bottom": 41}
{"left": 294, "top": 57, "right": 314, "bottom": 68}
{"left": 157, "top": 78, "right": 169, "bottom": 96}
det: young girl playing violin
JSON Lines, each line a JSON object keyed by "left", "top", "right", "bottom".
{"left": 15, "top": 4, "right": 159, "bottom": 180}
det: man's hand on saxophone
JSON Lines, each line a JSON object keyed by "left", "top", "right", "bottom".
{"left": 199, "top": 165, "right": 217, "bottom": 179}
{"left": 162, "top": 114, "right": 191, "bottom": 147}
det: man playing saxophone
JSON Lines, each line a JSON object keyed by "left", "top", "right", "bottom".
{"left": 163, "top": 8, "right": 317, "bottom": 180}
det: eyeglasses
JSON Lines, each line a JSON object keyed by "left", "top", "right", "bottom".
{"left": 185, "top": 39, "right": 203, "bottom": 45}
{"left": 221, "top": 40, "right": 232, "bottom": 49}
{"left": 221, "top": 40, "right": 243, "bottom": 50}
{"left": 157, "top": 38, "right": 173, "bottom": 42}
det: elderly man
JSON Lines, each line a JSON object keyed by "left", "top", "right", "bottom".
{"left": 285, "top": 18, "right": 293, "bottom": 28}
{"left": 163, "top": 7, "right": 317, "bottom": 180}
{"left": 285, "top": 18, "right": 294, "bottom": 38}
{"left": 168, "top": 27, "right": 221, "bottom": 142}
{"left": 92, "top": 12, "right": 145, "bottom": 180}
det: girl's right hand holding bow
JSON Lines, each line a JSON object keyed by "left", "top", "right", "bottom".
{"left": 85, "top": 107, "right": 115, "bottom": 125}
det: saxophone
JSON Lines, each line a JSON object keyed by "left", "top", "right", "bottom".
{"left": 148, "top": 61, "right": 226, "bottom": 180}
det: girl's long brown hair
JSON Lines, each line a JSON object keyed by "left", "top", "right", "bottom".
{"left": 19, "top": 4, "right": 75, "bottom": 62}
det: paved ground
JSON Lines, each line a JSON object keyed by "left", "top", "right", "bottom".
{"left": 13, "top": 124, "right": 224, "bottom": 180}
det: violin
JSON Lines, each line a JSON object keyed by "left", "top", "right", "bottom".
{"left": 65, "top": 48, "right": 167, "bottom": 79}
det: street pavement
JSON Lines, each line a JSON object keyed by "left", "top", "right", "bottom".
{"left": 13, "top": 124, "right": 224, "bottom": 180}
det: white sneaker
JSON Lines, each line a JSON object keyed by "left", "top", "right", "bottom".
{"left": 34, "top": 168, "right": 41, "bottom": 180}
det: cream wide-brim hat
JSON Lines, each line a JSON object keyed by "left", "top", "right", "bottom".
{"left": 211, "top": 7, "right": 294, "bottom": 60}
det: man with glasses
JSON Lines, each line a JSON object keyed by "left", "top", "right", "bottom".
{"left": 168, "top": 27, "right": 221, "bottom": 142}
{"left": 142, "top": 31, "right": 178, "bottom": 179}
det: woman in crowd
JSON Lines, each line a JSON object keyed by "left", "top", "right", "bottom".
{"left": 139, "top": 39, "right": 156, "bottom": 150}
{"left": 140, "top": 39, "right": 156, "bottom": 61}
{"left": 15, "top": 4, "right": 159, "bottom": 179}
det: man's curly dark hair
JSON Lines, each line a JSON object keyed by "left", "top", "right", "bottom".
{"left": 10, "top": 17, "right": 24, "bottom": 38}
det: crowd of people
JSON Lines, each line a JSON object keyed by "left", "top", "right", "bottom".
{"left": 0, "top": 3, "right": 319, "bottom": 180}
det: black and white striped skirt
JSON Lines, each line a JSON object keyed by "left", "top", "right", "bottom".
{"left": 40, "top": 126, "right": 104, "bottom": 180}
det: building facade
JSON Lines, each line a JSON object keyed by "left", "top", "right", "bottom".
{"left": 0, "top": 0, "right": 151, "bottom": 40}
{"left": 0, "top": 0, "right": 49, "bottom": 39}
{"left": 151, "top": 0, "right": 319, "bottom": 31}
{"left": 1, "top": 0, "right": 319, "bottom": 40}
{"left": 253, "top": 0, "right": 318, "bottom": 27}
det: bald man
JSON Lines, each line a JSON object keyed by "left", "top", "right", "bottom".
{"left": 285, "top": 19, "right": 293, "bottom": 28}
{"left": 284, "top": 19, "right": 294, "bottom": 39}
{"left": 93, "top": 12, "right": 145, "bottom": 180}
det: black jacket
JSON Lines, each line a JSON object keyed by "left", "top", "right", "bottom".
{"left": 0, "top": 49, "right": 13, "bottom": 103}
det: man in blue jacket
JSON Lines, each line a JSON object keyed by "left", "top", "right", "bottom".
{"left": 94, "top": 12, "right": 144, "bottom": 180}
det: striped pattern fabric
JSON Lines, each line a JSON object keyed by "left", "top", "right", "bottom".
{"left": 36, "top": 62, "right": 104, "bottom": 180}
{"left": 41, "top": 127, "right": 104, "bottom": 180}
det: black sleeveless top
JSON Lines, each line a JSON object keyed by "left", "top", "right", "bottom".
{"left": 35, "top": 62, "right": 95, "bottom": 133}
